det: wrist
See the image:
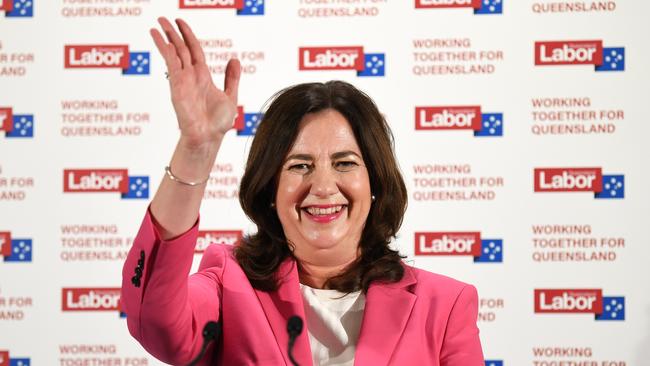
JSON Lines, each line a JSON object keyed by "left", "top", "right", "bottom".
{"left": 169, "top": 137, "right": 222, "bottom": 183}
{"left": 177, "top": 133, "right": 224, "bottom": 156}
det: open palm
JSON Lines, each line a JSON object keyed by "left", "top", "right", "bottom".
{"left": 151, "top": 17, "right": 241, "bottom": 149}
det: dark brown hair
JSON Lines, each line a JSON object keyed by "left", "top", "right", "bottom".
{"left": 235, "top": 80, "right": 408, "bottom": 293}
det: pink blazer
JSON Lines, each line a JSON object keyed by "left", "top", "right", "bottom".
{"left": 121, "top": 211, "right": 484, "bottom": 365}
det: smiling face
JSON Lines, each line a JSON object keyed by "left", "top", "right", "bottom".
{"left": 275, "top": 109, "right": 372, "bottom": 264}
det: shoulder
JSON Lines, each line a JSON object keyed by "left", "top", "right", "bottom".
{"left": 404, "top": 264, "right": 479, "bottom": 306}
{"left": 406, "top": 264, "right": 472, "bottom": 291}
{"left": 403, "top": 268, "right": 484, "bottom": 361}
{"left": 202, "top": 242, "right": 236, "bottom": 258}
{"left": 197, "top": 243, "right": 239, "bottom": 274}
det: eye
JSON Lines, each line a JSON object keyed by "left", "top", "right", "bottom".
{"left": 288, "top": 163, "right": 312, "bottom": 174}
{"left": 334, "top": 161, "right": 358, "bottom": 172}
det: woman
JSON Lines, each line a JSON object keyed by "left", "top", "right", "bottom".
{"left": 120, "top": 17, "right": 484, "bottom": 366}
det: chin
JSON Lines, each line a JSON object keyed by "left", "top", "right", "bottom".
{"left": 305, "top": 234, "right": 344, "bottom": 249}
{"left": 288, "top": 228, "right": 342, "bottom": 251}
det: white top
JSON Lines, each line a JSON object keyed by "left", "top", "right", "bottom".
{"left": 299, "top": 284, "right": 366, "bottom": 366}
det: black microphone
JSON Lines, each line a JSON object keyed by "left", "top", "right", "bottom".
{"left": 186, "top": 320, "right": 221, "bottom": 366}
{"left": 287, "top": 316, "right": 303, "bottom": 366}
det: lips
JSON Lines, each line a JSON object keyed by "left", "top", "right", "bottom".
{"left": 301, "top": 204, "right": 347, "bottom": 223}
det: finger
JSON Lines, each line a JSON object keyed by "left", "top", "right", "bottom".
{"left": 150, "top": 28, "right": 182, "bottom": 72}
{"left": 224, "top": 58, "right": 241, "bottom": 105}
{"left": 157, "top": 17, "right": 192, "bottom": 69}
{"left": 175, "top": 18, "right": 206, "bottom": 65}
{"left": 158, "top": 17, "right": 192, "bottom": 69}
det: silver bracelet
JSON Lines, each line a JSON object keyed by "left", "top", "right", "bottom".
{"left": 164, "top": 165, "right": 209, "bottom": 186}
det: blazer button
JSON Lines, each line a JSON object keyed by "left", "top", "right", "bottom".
{"left": 135, "top": 266, "right": 143, "bottom": 276}
{"left": 131, "top": 275, "right": 141, "bottom": 287}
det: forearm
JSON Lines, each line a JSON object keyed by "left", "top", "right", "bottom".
{"left": 150, "top": 135, "right": 224, "bottom": 240}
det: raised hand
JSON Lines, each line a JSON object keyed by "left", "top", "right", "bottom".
{"left": 148, "top": 18, "right": 241, "bottom": 239}
{"left": 150, "top": 17, "right": 241, "bottom": 150}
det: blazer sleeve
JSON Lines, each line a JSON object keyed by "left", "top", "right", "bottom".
{"left": 120, "top": 208, "right": 226, "bottom": 366}
{"left": 439, "top": 284, "right": 485, "bottom": 366}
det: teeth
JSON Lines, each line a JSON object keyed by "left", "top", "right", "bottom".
{"left": 305, "top": 206, "right": 343, "bottom": 216}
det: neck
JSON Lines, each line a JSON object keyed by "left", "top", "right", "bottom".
{"left": 297, "top": 254, "right": 357, "bottom": 289}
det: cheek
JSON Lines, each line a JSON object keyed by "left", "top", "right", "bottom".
{"left": 277, "top": 174, "right": 301, "bottom": 198}
{"left": 341, "top": 171, "right": 371, "bottom": 197}
{"left": 276, "top": 174, "right": 307, "bottom": 215}
{"left": 338, "top": 171, "right": 372, "bottom": 220}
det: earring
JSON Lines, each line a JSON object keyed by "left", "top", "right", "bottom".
{"left": 371, "top": 195, "right": 376, "bottom": 202}
{"left": 270, "top": 202, "right": 276, "bottom": 208}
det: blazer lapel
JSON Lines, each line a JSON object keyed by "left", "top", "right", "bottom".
{"left": 254, "top": 258, "right": 313, "bottom": 366}
{"left": 354, "top": 267, "right": 417, "bottom": 366}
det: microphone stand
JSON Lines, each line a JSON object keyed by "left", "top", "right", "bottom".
{"left": 287, "top": 316, "right": 303, "bottom": 366}
{"left": 186, "top": 321, "right": 221, "bottom": 366}
{"left": 185, "top": 315, "right": 302, "bottom": 365}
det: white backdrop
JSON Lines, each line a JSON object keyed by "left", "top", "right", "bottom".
{"left": 1, "top": 1, "right": 650, "bottom": 365}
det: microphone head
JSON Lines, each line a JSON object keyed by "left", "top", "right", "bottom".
{"left": 203, "top": 321, "right": 221, "bottom": 340}
{"left": 287, "top": 316, "right": 303, "bottom": 336}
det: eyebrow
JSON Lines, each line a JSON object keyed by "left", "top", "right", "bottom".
{"left": 284, "top": 150, "right": 362, "bottom": 162}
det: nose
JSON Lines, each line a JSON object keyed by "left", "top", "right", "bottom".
{"left": 308, "top": 165, "right": 339, "bottom": 198}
